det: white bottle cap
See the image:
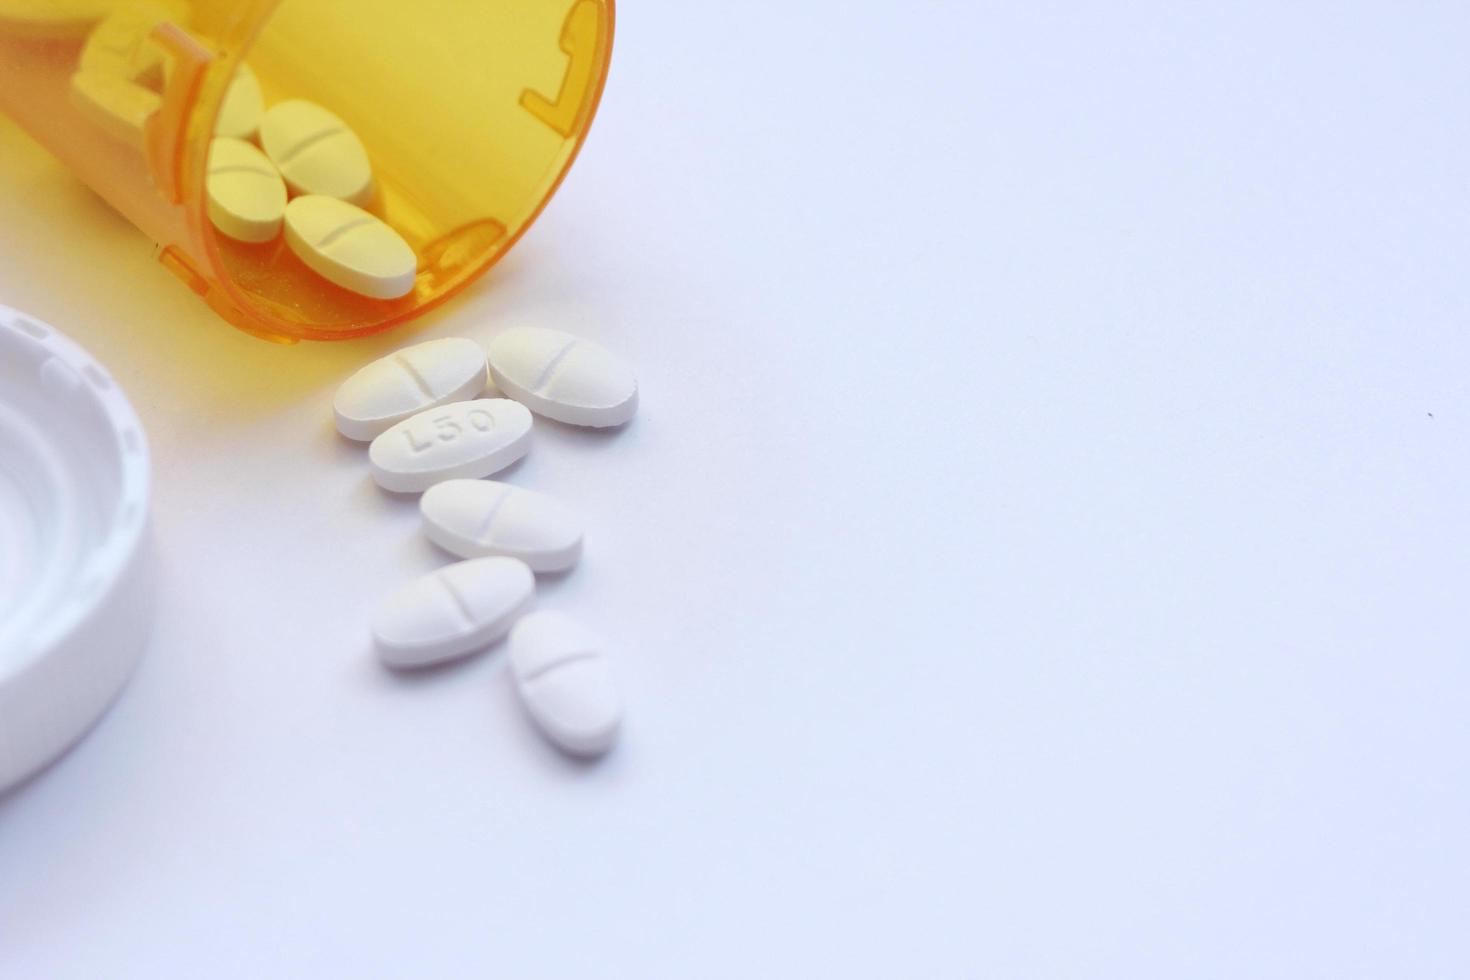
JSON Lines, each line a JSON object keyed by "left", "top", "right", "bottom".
{"left": 0, "top": 305, "right": 153, "bottom": 792}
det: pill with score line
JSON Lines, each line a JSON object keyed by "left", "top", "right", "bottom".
{"left": 284, "top": 195, "right": 417, "bottom": 300}
{"left": 509, "top": 611, "right": 621, "bottom": 757}
{"left": 368, "top": 398, "right": 532, "bottom": 493}
{"left": 486, "top": 326, "right": 638, "bottom": 428}
{"left": 214, "top": 62, "right": 263, "bottom": 139}
{"left": 421, "top": 479, "right": 583, "bottom": 572}
{"left": 333, "top": 337, "right": 488, "bottom": 441}
{"left": 205, "top": 137, "right": 286, "bottom": 243}
{"left": 373, "top": 557, "right": 534, "bottom": 668}
{"left": 260, "top": 98, "right": 374, "bottom": 204}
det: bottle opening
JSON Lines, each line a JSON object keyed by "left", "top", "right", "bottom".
{"left": 202, "top": 0, "right": 612, "bottom": 339}
{"left": 0, "top": 0, "right": 612, "bottom": 342}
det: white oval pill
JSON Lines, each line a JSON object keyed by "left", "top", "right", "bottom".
{"left": 485, "top": 327, "right": 638, "bottom": 428}
{"left": 333, "top": 338, "right": 487, "bottom": 441}
{"left": 259, "top": 98, "right": 373, "bottom": 204}
{"left": 214, "top": 62, "right": 263, "bottom": 139}
{"left": 421, "top": 480, "right": 583, "bottom": 572}
{"left": 205, "top": 137, "right": 286, "bottom": 243}
{"left": 369, "top": 398, "right": 531, "bottom": 493}
{"left": 284, "top": 195, "right": 417, "bottom": 300}
{"left": 509, "top": 611, "right": 621, "bottom": 757}
{"left": 373, "top": 557, "right": 534, "bottom": 668}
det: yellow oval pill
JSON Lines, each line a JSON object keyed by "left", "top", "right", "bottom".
{"left": 206, "top": 138, "right": 287, "bottom": 243}
{"left": 260, "top": 99, "right": 373, "bottom": 205}
{"left": 214, "top": 63, "right": 264, "bottom": 140}
{"left": 284, "top": 196, "right": 417, "bottom": 300}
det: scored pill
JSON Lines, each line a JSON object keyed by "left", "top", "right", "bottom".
{"left": 283, "top": 195, "right": 417, "bottom": 300}
{"left": 509, "top": 611, "right": 621, "bottom": 757}
{"left": 333, "top": 337, "right": 487, "bottom": 441}
{"left": 420, "top": 479, "right": 583, "bottom": 572}
{"left": 485, "top": 326, "right": 638, "bottom": 428}
{"left": 373, "top": 557, "right": 534, "bottom": 668}
{"left": 368, "top": 398, "right": 532, "bottom": 493}
{"left": 205, "top": 137, "right": 286, "bottom": 243}
{"left": 259, "top": 98, "right": 373, "bottom": 204}
{"left": 214, "top": 62, "right": 263, "bottom": 139}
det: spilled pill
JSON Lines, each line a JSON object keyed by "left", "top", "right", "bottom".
{"left": 373, "top": 557, "right": 534, "bottom": 668}
{"left": 213, "top": 62, "right": 263, "bottom": 139}
{"left": 368, "top": 398, "right": 531, "bottom": 493}
{"left": 260, "top": 98, "right": 373, "bottom": 205}
{"left": 334, "top": 338, "right": 487, "bottom": 441}
{"left": 486, "top": 326, "right": 638, "bottom": 428}
{"left": 205, "top": 137, "right": 286, "bottom": 243}
{"left": 283, "top": 195, "right": 417, "bottom": 300}
{"left": 421, "top": 480, "right": 582, "bottom": 572}
{"left": 509, "top": 611, "right": 621, "bottom": 757}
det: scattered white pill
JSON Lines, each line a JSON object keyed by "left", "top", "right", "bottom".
{"left": 284, "top": 195, "right": 417, "bottom": 300}
{"left": 373, "top": 557, "right": 534, "bottom": 668}
{"left": 260, "top": 99, "right": 373, "bottom": 205}
{"left": 421, "top": 480, "right": 582, "bottom": 572}
{"left": 486, "top": 327, "right": 638, "bottom": 428}
{"left": 509, "top": 611, "right": 621, "bottom": 757}
{"left": 369, "top": 398, "right": 531, "bottom": 493}
{"left": 205, "top": 137, "right": 286, "bottom": 243}
{"left": 214, "top": 62, "right": 263, "bottom": 139}
{"left": 333, "top": 338, "right": 487, "bottom": 441}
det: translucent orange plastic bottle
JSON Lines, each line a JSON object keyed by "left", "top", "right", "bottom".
{"left": 0, "top": 0, "right": 613, "bottom": 341}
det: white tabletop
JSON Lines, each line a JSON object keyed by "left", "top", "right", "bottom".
{"left": 3, "top": 3, "right": 1468, "bottom": 976}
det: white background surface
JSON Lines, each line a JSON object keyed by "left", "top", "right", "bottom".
{"left": 3, "top": 2, "right": 1469, "bottom": 976}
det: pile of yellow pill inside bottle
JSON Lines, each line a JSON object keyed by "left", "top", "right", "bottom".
{"left": 0, "top": 0, "right": 612, "bottom": 341}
